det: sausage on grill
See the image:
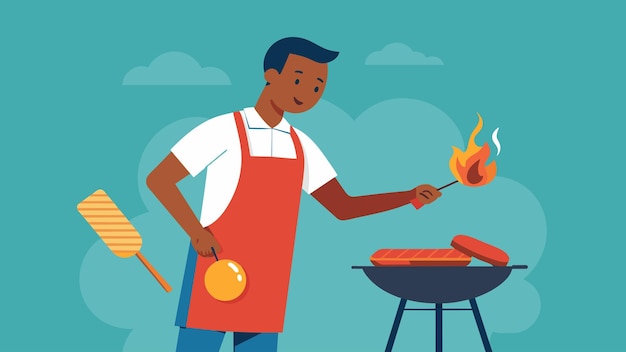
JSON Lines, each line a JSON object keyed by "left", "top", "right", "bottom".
{"left": 371, "top": 248, "right": 471, "bottom": 266}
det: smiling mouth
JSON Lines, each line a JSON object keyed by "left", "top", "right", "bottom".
{"left": 293, "top": 97, "right": 303, "bottom": 105}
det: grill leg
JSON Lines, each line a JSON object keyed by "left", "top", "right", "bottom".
{"left": 469, "top": 298, "right": 492, "bottom": 352}
{"left": 385, "top": 298, "right": 407, "bottom": 352}
{"left": 435, "top": 303, "right": 443, "bottom": 352}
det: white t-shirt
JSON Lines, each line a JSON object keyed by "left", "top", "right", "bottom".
{"left": 171, "top": 107, "right": 337, "bottom": 227}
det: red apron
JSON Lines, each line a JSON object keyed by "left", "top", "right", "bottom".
{"left": 178, "top": 111, "right": 305, "bottom": 332}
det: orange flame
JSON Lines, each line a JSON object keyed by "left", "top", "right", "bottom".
{"left": 449, "top": 113, "right": 497, "bottom": 186}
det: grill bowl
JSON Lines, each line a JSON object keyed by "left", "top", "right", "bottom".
{"left": 352, "top": 265, "right": 527, "bottom": 303}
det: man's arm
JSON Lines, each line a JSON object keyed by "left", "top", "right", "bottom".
{"left": 147, "top": 152, "right": 221, "bottom": 256}
{"left": 311, "top": 178, "right": 441, "bottom": 220}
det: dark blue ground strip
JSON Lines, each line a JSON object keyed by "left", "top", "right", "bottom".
{"left": 175, "top": 243, "right": 197, "bottom": 327}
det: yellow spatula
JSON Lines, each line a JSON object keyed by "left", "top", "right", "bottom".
{"left": 77, "top": 189, "right": 171, "bottom": 292}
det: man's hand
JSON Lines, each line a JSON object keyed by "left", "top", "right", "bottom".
{"left": 191, "top": 229, "right": 222, "bottom": 257}
{"left": 415, "top": 184, "right": 442, "bottom": 205}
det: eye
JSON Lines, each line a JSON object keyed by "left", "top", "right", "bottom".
{"left": 295, "top": 79, "right": 300, "bottom": 85}
{"left": 314, "top": 86, "right": 319, "bottom": 93}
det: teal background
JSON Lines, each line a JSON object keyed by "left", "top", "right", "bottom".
{"left": 1, "top": 1, "right": 623, "bottom": 351}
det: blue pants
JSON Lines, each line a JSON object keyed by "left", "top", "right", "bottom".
{"left": 176, "top": 327, "right": 278, "bottom": 352}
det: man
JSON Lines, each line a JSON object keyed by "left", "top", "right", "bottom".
{"left": 147, "top": 37, "right": 441, "bottom": 352}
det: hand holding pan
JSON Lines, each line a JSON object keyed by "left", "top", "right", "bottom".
{"left": 204, "top": 247, "right": 247, "bottom": 301}
{"left": 77, "top": 189, "right": 172, "bottom": 292}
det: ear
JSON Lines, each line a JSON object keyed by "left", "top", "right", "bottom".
{"left": 264, "top": 69, "right": 280, "bottom": 84}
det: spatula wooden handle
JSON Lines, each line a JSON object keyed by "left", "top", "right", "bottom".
{"left": 136, "top": 252, "right": 172, "bottom": 292}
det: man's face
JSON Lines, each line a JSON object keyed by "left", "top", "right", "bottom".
{"left": 265, "top": 54, "right": 328, "bottom": 113}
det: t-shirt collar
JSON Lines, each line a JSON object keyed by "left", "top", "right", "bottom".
{"left": 243, "top": 107, "right": 291, "bottom": 134}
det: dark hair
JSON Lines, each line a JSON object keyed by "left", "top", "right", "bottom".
{"left": 264, "top": 37, "right": 339, "bottom": 73}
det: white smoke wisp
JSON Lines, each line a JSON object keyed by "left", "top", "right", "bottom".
{"left": 492, "top": 127, "right": 501, "bottom": 156}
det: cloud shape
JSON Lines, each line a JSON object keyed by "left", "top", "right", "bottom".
{"left": 365, "top": 43, "right": 444, "bottom": 65}
{"left": 122, "top": 52, "right": 231, "bottom": 85}
{"left": 80, "top": 99, "right": 544, "bottom": 352}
